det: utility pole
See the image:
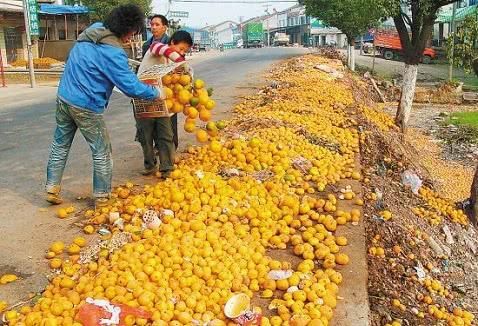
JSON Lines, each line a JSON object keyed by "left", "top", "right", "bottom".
{"left": 0, "top": 48, "right": 6, "bottom": 87}
{"left": 23, "top": 0, "right": 36, "bottom": 88}
{"left": 448, "top": 2, "right": 457, "bottom": 82}
{"left": 263, "top": 4, "right": 270, "bottom": 47}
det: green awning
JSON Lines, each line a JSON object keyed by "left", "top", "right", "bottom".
{"left": 437, "top": 5, "right": 478, "bottom": 23}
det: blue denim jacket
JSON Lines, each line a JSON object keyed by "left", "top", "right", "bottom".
{"left": 58, "top": 23, "right": 158, "bottom": 113}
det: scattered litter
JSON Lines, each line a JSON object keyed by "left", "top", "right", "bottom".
{"left": 401, "top": 170, "right": 422, "bottom": 195}
{"left": 77, "top": 297, "right": 151, "bottom": 326}
{"left": 142, "top": 210, "right": 161, "bottom": 229}
{"left": 414, "top": 262, "right": 427, "bottom": 281}
{"left": 463, "top": 235, "right": 478, "bottom": 255}
{"left": 218, "top": 167, "right": 242, "bottom": 178}
{"left": 79, "top": 232, "right": 132, "bottom": 264}
{"left": 251, "top": 170, "right": 274, "bottom": 182}
{"left": 195, "top": 170, "right": 205, "bottom": 179}
{"left": 292, "top": 156, "right": 312, "bottom": 174}
{"left": 112, "top": 218, "right": 124, "bottom": 230}
{"left": 98, "top": 228, "right": 111, "bottom": 236}
{"left": 442, "top": 225, "right": 455, "bottom": 244}
{"left": 425, "top": 235, "right": 448, "bottom": 258}
{"left": 287, "top": 286, "right": 299, "bottom": 293}
{"left": 314, "top": 64, "right": 344, "bottom": 79}
{"left": 441, "top": 259, "right": 450, "bottom": 272}
{"left": 108, "top": 212, "right": 120, "bottom": 224}
{"left": 267, "top": 270, "right": 293, "bottom": 280}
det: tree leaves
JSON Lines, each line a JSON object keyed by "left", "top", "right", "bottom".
{"left": 447, "top": 9, "right": 478, "bottom": 76}
{"left": 81, "top": 0, "right": 152, "bottom": 21}
{"left": 302, "top": 0, "right": 390, "bottom": 42}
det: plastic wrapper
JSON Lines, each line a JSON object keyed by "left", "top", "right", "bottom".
{"left": 401, "top": 170, "right": 422, "bottom": 195}
{"left": 77, "top": 298, "right": 151, "bottom": 326}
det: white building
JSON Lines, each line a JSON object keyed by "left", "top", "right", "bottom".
{"left": 310, "top": 18, "right": 346, "bottom": 47}
{"left": 204, "top": 20, "right": 239, "bottom": 48}
{"left": 434, "top": 0, "right": 478, "bottom": 47}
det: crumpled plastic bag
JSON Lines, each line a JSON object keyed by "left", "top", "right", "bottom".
{"left": 77, "top": 298, "right": 151, "bottom": 326}
{"left": 401, "top": 170, "right": 422, "bottom": 194}
{"left": 267, "top": 270, "right": 293, "bottom": 280}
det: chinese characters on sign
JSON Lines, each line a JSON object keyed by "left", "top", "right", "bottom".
{"left": 27, "top": 0, "right": 39, "bottom": 36}
{"left": 168, "top": 11, "right": 189, "bottom": 18}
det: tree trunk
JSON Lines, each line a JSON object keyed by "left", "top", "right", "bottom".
{"left": 346, "top": 45, "right": 351, "bottom": 68}
{"left": 469, "top": 163, "right": 478, "bottom": 226}
{"left": 346, "top": 36, "right": 355, "bottom": 71}
{"left": 395, "top": 64, "right": 418, "bottom": 133}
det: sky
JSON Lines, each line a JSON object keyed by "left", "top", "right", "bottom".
{"left": 152, "top": 0, "right": 296, "bottom": 28}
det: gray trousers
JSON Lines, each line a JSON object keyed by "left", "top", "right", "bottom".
{"left": 136, "top": 117, "right": 175, "bottom": 173}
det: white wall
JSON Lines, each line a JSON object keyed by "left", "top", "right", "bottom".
{"left": 216, "top": 28, "right": 234, "bottom": 44}
{"left": 263, "top": 14, "right": 278, "bottom": 30}
{"left": 277, "top": 13, "right": 287, "bottom": 28}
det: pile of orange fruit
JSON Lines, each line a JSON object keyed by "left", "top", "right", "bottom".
{"left": 3, "top": 55, "right": 475, "bottom": 326}
{"left": 161, "top": 74, "right": 222, "bottom": 143}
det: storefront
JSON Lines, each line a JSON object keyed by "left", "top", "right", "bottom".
{"left": 435, "top": 4, "right": 478, "bottom": 47}
{"left": 310, "top": 18, "right": 346, "bottom": 47}
{"left": 1, "top": 3, "right": 89, "bottom": 66}
{"left": 0, "top": 7, "right": 31, "bottom": 66}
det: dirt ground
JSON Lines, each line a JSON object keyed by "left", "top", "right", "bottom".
{"left": 381, "top": 103, "right": 477, "bottom": 202}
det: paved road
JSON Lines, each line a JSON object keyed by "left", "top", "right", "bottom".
{"left": 344, "top": 49, "right": 478, "bottom": 88}
{"left": 0, "top": 47, "right": 309, "bottom": 304}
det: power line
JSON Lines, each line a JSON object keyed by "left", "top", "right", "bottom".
{"left": 172, "top": 0, "right": 296, "bottom": 3}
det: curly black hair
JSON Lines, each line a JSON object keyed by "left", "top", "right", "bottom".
{"left": 104, "top": 4, "right": 145, "bottom": 38}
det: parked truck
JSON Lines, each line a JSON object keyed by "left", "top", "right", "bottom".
{"left": 273, "top": 33, "right": 290, "bottom": 46}
{"left": 374, "top": 32, "right": 436, "bottom": 64}
{"left": 242, "top": 23, "right": 263, "bottom": 48}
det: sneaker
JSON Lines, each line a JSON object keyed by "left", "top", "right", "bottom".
{"left": 46, "top": 193, "right": 63, "bottom": 205}
{"left": 95, "top": 197, "right": 116, "bottom": 209}
{"left": 141, "top": 166, "right": 157, "bottom": 176}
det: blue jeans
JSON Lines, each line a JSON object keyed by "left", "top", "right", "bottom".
{"left": 46, "top": 99, "right": 112, "bottom": 198}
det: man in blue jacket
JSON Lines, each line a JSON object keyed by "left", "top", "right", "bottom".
{"left": 45, "top": 4, "right": 162, "bottom": 207}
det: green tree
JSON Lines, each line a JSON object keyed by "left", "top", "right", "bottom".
{"left": 384, "top": 0, "right": 459, "bottom": 133}
{"left": 81, "top": 0, "right": 152, "bottom": 21}
{"left": 447, "top": 10, "right": 478, "bottom": 74}
{"left": 302, "top": 0, "right": 389, "bottom": 71}
{"left": 303, "top": 0, "right": 458, "bottom": 131}
{"left": 447, "top": 10, "right": 478, "bottom": 225}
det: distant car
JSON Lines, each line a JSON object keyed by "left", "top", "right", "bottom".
{"left": 362, "top": 42, "right": 374, "bottom": 54}
{"left": 237, "top": 39, "right": 244, "bottom": 48}
{"left": 192, "top": 43, "right": 208, "bottom": 52}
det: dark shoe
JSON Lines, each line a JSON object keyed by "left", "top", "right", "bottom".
{"left": 160, "top": 171, "right": 171, "bottom": 180}
{"left": 141, "top": 166, "right": 157, "bottom": 176}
